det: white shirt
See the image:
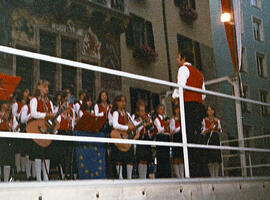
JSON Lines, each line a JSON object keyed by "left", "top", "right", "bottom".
{"left": 154, "top": 114, "right": 165, "bottom": 134}
{"left": 20, "top": 105, "right": 31, "bottom": 124}
{"left": 30, "top": 97, "right": 54, "bottom": 119}
{"left": 112, "top": 111, "right": 138, "bottom": 131}
{"left": 172, "top": 62, "right": 206, "bottom": 101}
{"left": 170, "top": 118, "right": 181, "bottom": 134}
{"left": 74, "top": 101, "right": 83, "bottom": 116}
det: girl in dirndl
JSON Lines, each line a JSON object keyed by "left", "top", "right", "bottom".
{"left": 201, "top": 105, "right": 222, "bottom": 177}
{"left": 170, "top": 105, "right": 184, "bottom": 178}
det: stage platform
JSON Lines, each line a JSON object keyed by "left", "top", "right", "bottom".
{"left": 0, "top": 177, "right": 269, "bottom": 200}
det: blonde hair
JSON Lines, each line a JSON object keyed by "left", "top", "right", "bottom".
{"left": 33, "top": 80, "right": 49, "bottom": 97}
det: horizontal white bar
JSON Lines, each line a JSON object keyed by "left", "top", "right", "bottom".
{"left": 0, "top": 46, "right": 269, "bottom": 107}
{"left": 224, "top": 163, "right": 270, "bottom": 171}
{"left": 0, "top": 177, "right": 270, "bottom": 188}
{"left": 0, "top": 131, "right": 270, "bottom": 153}
{"left": 221, "top": 134, "right": 270, "bottom": 144}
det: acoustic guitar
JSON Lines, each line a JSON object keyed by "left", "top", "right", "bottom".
{"left": 110, "top": 119, "right": 147, "bottom": 152}
{"left": 26, "top": 96, "right": 75, "bottom": 148}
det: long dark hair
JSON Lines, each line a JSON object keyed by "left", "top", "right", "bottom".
{"left": 206, "top": 104, "right": 216, "bottom": 117}
{"left": 97, "top": 90, "right": 110, "bottom": 104}
{"left": 111, "top": 95, "right": 125, "bottom": 114}
{"left": 80, "top": 94, "right": 94, "bottom": 111}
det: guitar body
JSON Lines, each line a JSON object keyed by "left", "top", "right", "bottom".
{"left": 26, "top": 119, "right": 60, "bottom": 148}
{"left": 110, "top": 129, "right": 131, "bottom": 152}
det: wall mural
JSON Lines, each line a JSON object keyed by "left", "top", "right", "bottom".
{"left": 3, "top": 1, "right": 125, "bottom": 94}
{"left": 82, "top": 27, "right": 101, "bottom": 60}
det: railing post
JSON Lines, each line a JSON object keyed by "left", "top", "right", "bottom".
{"left": 233, "top": 78, "right": 247, "bottom": 176}
{"left": 179, "top": 86, "right": 190, "bottom": 178}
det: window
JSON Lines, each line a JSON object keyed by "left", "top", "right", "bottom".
{"left": 61, "top": 37, "right": 77, "bottom": 95}
{"left": 126, "top": 15, "right": 155, "bottom": 49}
{"left": 242, "top": 86, "right": 251, "bottom": 113}
{"left": 16, "top": 55, "right": 34, "bottom": 91}
{"left": 81, "top": 61, "right": 95, "bottom": 97}
{"left": 260, "top": 90, "right": 270, "bottom": 115}
{"left": 130, "top": 87, "right": 160, "bottom": 114}
{"left": 256, "top": 53, "right": 267, "bottom": 78}
{"left": 252, "top": 17, "right": 263, "bottom": 41}
{"left": 240, "top": 47, "right": 248, "bottom": 73}
{"left": 174, "top": 0, "right": 196, "bottom": 9}
{"left": 39, "top": 30, "right": 57, "bottom": 95}
{"left": 251, "top": 0, "right": 262, "bottom": 9}
{"left": 177, "top": 34, "right": 202, "bottom": 70}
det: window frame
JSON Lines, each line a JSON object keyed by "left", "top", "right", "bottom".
{"left": 259, "top": 89, "right": 270, "bottom": 116}
{"left": 256, "top": 52, "right": 267, "bottom": 79}
{"left": 252, "top": 16, "right": 264, "bottom": 42}
{"left": 126, "top": 14, "right": 155, "bottom": 50}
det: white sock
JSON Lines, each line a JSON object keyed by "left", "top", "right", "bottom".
{"left": 173, "top": 164, "right": 180, "bottom": 178}
{"left": 3, "top": 165, "right": 10, "bottom": 182}
{"left": 15, "top": 153, "right": 21, "bottom": 173}
{"left": 42, "top": 159, "right": 50, "bottom": 181}
{"left": 127, "top": 164, "right": 133, "bottom": 180}
{"left": 116, "top": 165, "right": 123, "bottom": 179}
{"left": 25, "top": 156, "right": 31, "bottom": 179}
{"left": 31, "top": 161, "right": 36, "bottom": 178}
{"left": 208, "top": 163, "right": 215, "bottom": 177}
{"left": 138, "top": 164, "right": 147, "bottom": 179}
{"left": 143, "top": 164, "right": 148, "bottom": 179}
{"left": 214, "top": 163, "right": 219, "bottom": 177}
{"left": 35, "top": 159, "right": 42, "bottom": 181}
{"left": 21, "top": 156, "right": 26, "bottom": 173}
{"left": 179, "top": 164, "right": 184, "bottom": 178}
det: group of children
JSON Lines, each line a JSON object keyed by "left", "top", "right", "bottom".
{"left": 0, "top": 79, "right": 222, "bottom": 182}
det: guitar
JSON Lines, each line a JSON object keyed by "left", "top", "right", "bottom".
{"left": 26, "top": 96, "right": 75, "bottom": 148}
{"left": 110, "top": 118, "right": 148, "bottom": 152}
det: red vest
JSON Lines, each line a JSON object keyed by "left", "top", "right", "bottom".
{"left": 184, "top": 65, "right": 204, "bottom": 103}
{"left": 138, "top": 114, "right": 150, "bottom": 135}
{"left": 204, "top": 118, "right": 218, "bottom": 129}
{"left": 59, "top": 108, "right": 73, "bottom": 130}
{"left": 36, "top": 98, "right": 52, "bottom": 113}
{"left": 154, "top": 116, "right": 165, "bottom": 134}
{"left": 174, "top": 118, "right": 180, "bottom": 129}
{"left": 0, "top": 111, "right": 9, "bottom": 131}
{"left": 118, "top": 111, "right": 129, "bottom": 125}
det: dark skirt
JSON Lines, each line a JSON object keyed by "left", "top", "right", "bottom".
{"left": 0, "top": 138, "right": 14, "bottom": 166}
{"left": 19, "top": 123, "right": 33, "bottom": 157}
{"left": 50, "top": 130, "right": 74, "bottom": 164}
{"left": 111, "top": 144, "right": 134, "bottom": 164}
{"left": 172, "top": 132, "right": 183, "bottom": 159}
{"left": 30, "top": 141, "right": 53, "bottom": 160}
{"left": 136, "top": 134, "right": 153, "bottom": 163}
{"left": 204, "top": 132, "right": 222, "bottom": 163}
{"left": 156, "top": 134, "right": 171, "bottom": 178}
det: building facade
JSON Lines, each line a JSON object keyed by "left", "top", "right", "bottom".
{"left": 210, "top": 0, "right": 270, "bottom": 175}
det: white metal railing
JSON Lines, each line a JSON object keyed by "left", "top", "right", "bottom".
{"left": 0, "top": 45, "right": 270, "bottom": 179}
{"left": 221, "top": 134, "right": 270, "bottom": 177}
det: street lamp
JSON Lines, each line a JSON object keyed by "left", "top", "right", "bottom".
{"left": 220, "top": 12, "right": 232, "bottom": 23}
